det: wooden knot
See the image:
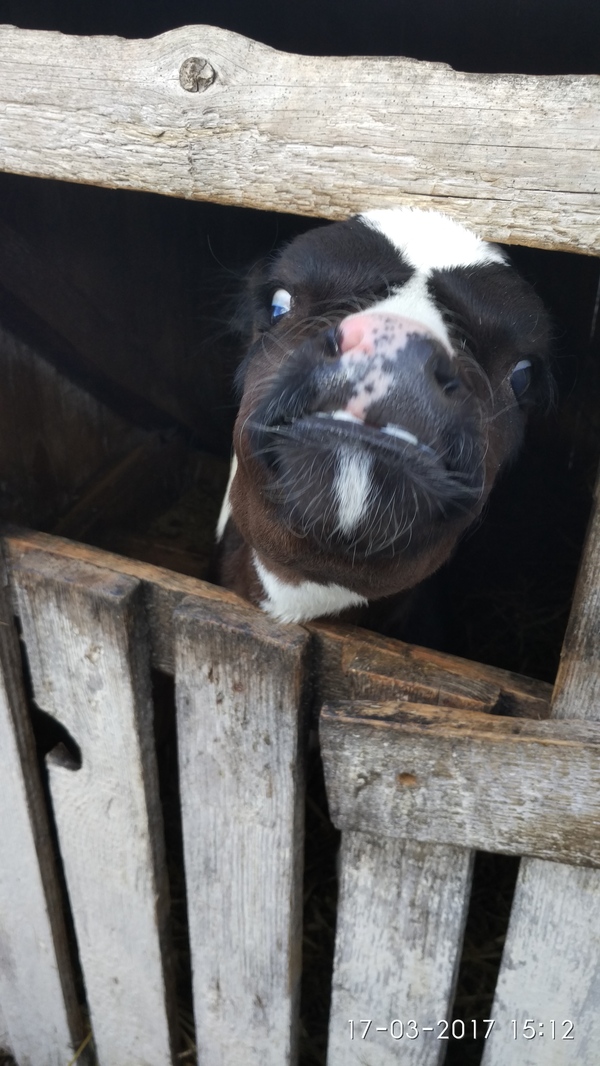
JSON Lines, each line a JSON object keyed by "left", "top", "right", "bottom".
{"left": 179, "top": 56, "right": 216, "bottom": 92}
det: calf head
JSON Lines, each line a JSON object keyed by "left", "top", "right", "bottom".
{"left": 218, "top": 208, "right": 552, "bottom": 622}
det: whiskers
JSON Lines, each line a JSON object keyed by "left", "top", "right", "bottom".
{"left": 247, "top": 411, "right": 487, "bottom": 558}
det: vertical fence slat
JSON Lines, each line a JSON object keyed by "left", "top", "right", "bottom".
{"left": 175, "top": 597, "right": 309, "bottom": 1066}
{"left": 327, "top": 833, "right": 473, "bottom": 1065}
{"left": 482, "top": 481, "right": 600, "bottom": 1066}
{"left": 0, "top": 549, "right": 83, "bottom": 1065}
{"left": 12, "top": 549, "right": 176, "bottom": 1066}
{"left": 324, "top": 837, "right": 472, "bottom": 1066}
{"left": 319, "top": 632, "right": 476, "bottom": 1066}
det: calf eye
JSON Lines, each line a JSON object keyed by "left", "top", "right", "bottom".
{"left": 270, "top": 288, "right": 292, "bottom": 322}
{"left": 510, "top": 359, "right": 533, "bottom": 402}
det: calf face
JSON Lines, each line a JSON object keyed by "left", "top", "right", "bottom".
{"left": 217, "top": 208, "right": 552, "bottom": 623}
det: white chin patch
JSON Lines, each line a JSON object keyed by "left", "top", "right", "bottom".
{"left": 334, "top": 450, "right": 373, "bottom": 535}
{"left": 254, "top": 553, "right": 368, "bottom": 624}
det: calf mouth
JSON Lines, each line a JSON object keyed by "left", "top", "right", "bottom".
{"left": 264, "top": 410, "right": 440, "bottom": 459}
{"left": 244, "top": 404, "right": 487, "bottom": 560}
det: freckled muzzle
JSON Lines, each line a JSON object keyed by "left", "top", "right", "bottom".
{"left": 241, "top": 310, "right": 488, "bottom": 559}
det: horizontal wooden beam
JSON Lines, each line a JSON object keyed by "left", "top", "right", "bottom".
{"left": 2, "top": 528, "right": 552, "bottom": 721}
{"left": 321, "top": 699, "right": 600, "bottom": 867}
{"left": 0, "top": 25, "right": 598, "bottom": 254}
{"left": 311, "top": 619, "right": 552, "bottom": 718}
{"left": 2, "top": 526, "right": 245, "bottom": 674}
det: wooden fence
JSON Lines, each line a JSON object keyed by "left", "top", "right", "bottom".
{"left": 1, "top": 517, "right": 600, "bottom": 1066}
{"left": 0, "top": 21, "right": 600, "bottom": 1066}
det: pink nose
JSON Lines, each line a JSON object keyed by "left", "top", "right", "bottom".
{"left": 338, "top": 312, "right": 443, "bottom": 359}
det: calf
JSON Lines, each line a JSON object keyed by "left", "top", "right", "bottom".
{"left": 216, "top": 208, "right": 552, "bottom": 625}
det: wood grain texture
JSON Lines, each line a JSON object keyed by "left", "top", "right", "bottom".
{"left": 321, "top": 701, "right": 600, "bottom": 866}
{"left": 11, "top": 549, "right": 177, "bottom": 1065}
{"left": 327, "top": 833, "right": 472, "bottom": 1066}
{"left": 482, "top": 472, "right": 600, "bottom": 1066}
{"left": 316, "top": 628, "right": 484, "bottom": 1066}
{"left": 3, "top": 530, "right": 552, "bottom": 720}
{"left": 0, "top": 24, "right": 598, "bottom": 254}
{"left": 0, "top": 1003, "right": 9, "bottom": 1055}
{"left": 175, "top": 596, "right": 310, "bottom": 1066}
{"left": 553, "top": 482, "right": 600, "bottom": 722}
{"left": 310, "top": 621, "right": 552, "bottom": 718}
{"left": 3, "top": 526, "right": 247, "bottom": 674}
{"left": 0, "top": 547, "right": 84, "bottom": 1065}
{"left": 482, "top": 860, "right": 600, "bottom": 1066}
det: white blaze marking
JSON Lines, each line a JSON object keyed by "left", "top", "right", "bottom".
{"left": 360, "top": 207, "right": 507, "bottom": 273}
{"left": 367, "top": 274, "right": 452, "bottom": 352}
{"left": 334, "top": 450, "right": 372, "bottom": 534}
{"left": 254, "top": 553, "right": 368, "bottom": 623}
{"left": 358, "top": 207, "right": 508, "bottom": 356}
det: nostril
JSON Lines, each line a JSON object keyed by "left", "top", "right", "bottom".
{"left": 431, "top": 354, "right": 463, "bottom": 396}
{"left": 323, "top": 327, "right": 340, "bottom": 360}
{"left": 440, "top": 376, "right": 461, "bottom": 395}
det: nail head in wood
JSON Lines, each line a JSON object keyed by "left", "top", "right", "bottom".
{"left": 179, "top": 56, "right": 216, "bottom": 92}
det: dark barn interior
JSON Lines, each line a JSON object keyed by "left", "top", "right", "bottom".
{"left": 0, "top": 2, "right": 598, "bottom": 1064}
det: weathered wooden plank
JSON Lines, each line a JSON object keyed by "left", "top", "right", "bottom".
{"left": 552, "top": 480, "right": 600, "bottom": 723}
{"left": 11, "top": 549, "right": 177, "bottom": 1066}
{"left": 3, "top": 526, "right": 246, "bottom": 674}
{"left": 321, "top": 701, "right": 600, "bottom": 867}
{"left": 482, "top": 860, "right": 600, "bottom": 1065}
{"left": 0, "top": 1004, "right": 9, "bottom": 1056}
{"left": 0, "top": 548, "right": 84, "bottom": 1065}
{"left": 0, "top": 528, "right": 316, "bottom": 675}
{"left": 3, "top": 529, "right": 553, "bottom": 718}
{"left": 0, "top": 25, "right": 598, "bottom": 254}
{"left": 175, "top": 596, "right": 309, "bottom": 1066}
{"left": 311, "top": 621, "right": 552, "bottom": 718}
{"left": 319, "top": 640, "right": 481, "bottom": 1064}
{"left": 327, "top": 834, "right": 472, "bottom": 1066}
{"left": 482, "top": 480, "right": 600, "bottom": 1066}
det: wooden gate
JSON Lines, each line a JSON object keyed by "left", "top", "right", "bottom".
{"left": 2, "top": 516, "right": 600, "bottom": 1065}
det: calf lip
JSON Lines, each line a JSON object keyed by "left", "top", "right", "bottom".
{"left": 240, "top": 406, "right": 488, "bottom": 562}
{"left": 267, "top": 411, "right": 441, "bottom": 461}
{"left": 251, "top": 411, "right": 447, "bottom": 471}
